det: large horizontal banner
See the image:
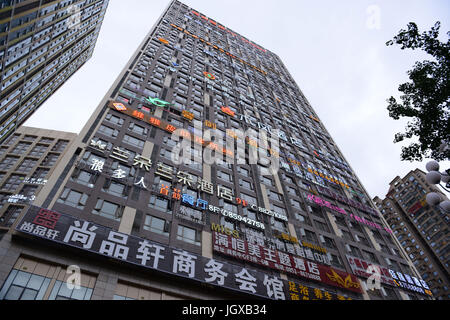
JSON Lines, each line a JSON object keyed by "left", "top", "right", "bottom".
{"left": 15, "top": 206, "right": 348, "bottom": 300}
{"left": 346, "top": 255, "right": 432, "bottom": 297}
{"left": 213, "top": 232, "right": 362, "bottom": 294}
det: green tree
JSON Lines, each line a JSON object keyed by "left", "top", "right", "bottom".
{"left": 386, "top": 21, "right": 449, "bottom": 162}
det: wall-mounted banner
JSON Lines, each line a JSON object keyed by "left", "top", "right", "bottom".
{"left": 315, "top": 185, "right": 378, "bottom": 217}
{"left": 307, "top": 194, "right": 392, "bottom": 234}
{"left": 213, "top": 232, "right": 362, "bottom": 294}
{"left": 346, "top": 255, "right": 432, "bottom": 297}
{"left": 285, "top": 279, "right": 351, "bottom": 301}
{"left": 16, "top": 206, "right": 306, "bottom": 300}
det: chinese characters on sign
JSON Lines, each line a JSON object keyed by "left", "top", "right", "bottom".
{"left": 15, "top": 206, "right": 296, "bottom": 300}
{"left": 213, "top": 232, "right": 362, "bottom": 293}
{"left": 346, "top": 255, "right": 432, "bottom": 296}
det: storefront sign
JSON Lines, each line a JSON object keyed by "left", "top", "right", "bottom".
{"left": 346, "top": 255, "right": 395, "bottom": 286}
{"left": 301, "top": 241, "right": 327, "bottom": 254}
{"left": 315, "top": 185, "right": 378, "bottom": 216}
{"left": 285, "top": 279, "right": 348, "bottom": 301}
{"left": 346, "top": 255, "right": 432, "bottom": 297}
{"left": 213, "top": 232, "right": 362, "bottom": 294}
{"left": 211, "top": 223, "right": 240, "bottom": 239}
{"left": 16, "top": 206, "right": 291, "bottom": 300}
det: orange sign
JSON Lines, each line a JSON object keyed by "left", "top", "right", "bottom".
{"left": 220, "top": 106, "right": 235, "bottom": 117}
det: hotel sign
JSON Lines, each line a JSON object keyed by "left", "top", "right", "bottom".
{"left": 15, "top": 206, "right": 350, "bottom": 300}
{"left": 213, "top": 232, "right": 362, "bottom": 294}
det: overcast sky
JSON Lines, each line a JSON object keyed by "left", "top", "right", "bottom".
{"left": 24, "top": 0, "right": 450, "bottom": 200}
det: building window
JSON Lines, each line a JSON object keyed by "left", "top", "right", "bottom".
{"left": 15, "top": 158, "right": 37, "bottom": 174}
{"left": 41, "top": 153, "right": 59, "bottom": 167}
{"left": 149, "top": 195, "right": 171, "bottom": 213}
{"left": 92, "top": 199, "right": 123, "bottom": 221}
{"left": 71, "top": 170, "right": 97, "bottom": 187}
{"left": 315, "top": 220, "right": 330, "bottom": 233}
{"left": 329, "top": 253, "right": 344, "bottom": 268}
{"left": 0, "top": 156, "right": 19, "bottom": 171}
{"left": 57, "top": 188, "right": 88, "bottom": 210}
{"left": 322, "top": 236, "right": 336, "bottom": 249}
{"left": 102, "top": 180, "right": 127, "bottom": 198}
{"left": 29, "top": 144, "right": 48, "bottom": 157}
{"left": 0, "top": 269, "right": 51, "bottom": 300}
{"left": 51, "top": 140, "right": 69, "bottom": 153}
{"left": 48, "top": 281, "right": 93, "bottom": 300}
{"left": 0, "top": 205, "right": 23, "bottom": 227}
{"left": 113, "top": 281, "right": 184, "bottom": 300}
{"left": 177, "top": 225, "right": 200, "bottom": 246}
{"left": 98, "top": 125, "right": 118, "bottom": 137}
{"left": 0, "top": 257, "right": 96, "bottom": 301}
{"left": 31, "top": 168, "right": 49, "bottom": 180}
{"left": 2, "top": 174, "right": 25, "bottom": 191}
{"left": 362, "top": 250, "right": 379, "bottom": 263}
{"left": 10, "top": 142, "right": 31, "bottom": 155}
{"left": 123, "top": 134, "right": 145, "bottom": 149}
{"left": 38, "top": 137, "right": 53, "bottom": 144}
{"left": 143, "top": 215, "right": 170, "bottom": 237}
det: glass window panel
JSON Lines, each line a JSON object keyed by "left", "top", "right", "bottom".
{"left": 13, "top": 271, "right": 31, "bottom": 287}
{"left": 4, "top": 285, "right": 23, "bottom": 300}
{"left": 71, "top": 286, "right": 87, "bottom": 300}
{"left": 27, "top": 274, "right": 44, "bottom": 291}
{"left": 21, "top": 288, "right": 38, "bottom": 300}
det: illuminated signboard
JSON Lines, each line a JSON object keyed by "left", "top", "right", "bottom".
{"left": 213, "top": 232, "right": 362, "bottom": 293}
{"left": 16, "top": 206, "right": 348, "bottom": 300}
{"left": 346, "top": 255, "right": 432, "bottom": 297}
{"left": 109, "top": 102, "right": 233, "bottom": 157}
{"left": 307, "top": 194, "right": 392, "bottom": 234}
{"left": 203, "top": 71, "right": 216, "bottom": 80}
{"left": 220, "top": 106, "right": 235, "bottom": 117}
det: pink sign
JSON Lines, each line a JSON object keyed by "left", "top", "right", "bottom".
{"left": 307, "top": 194, "right": 392, "bottom": 234}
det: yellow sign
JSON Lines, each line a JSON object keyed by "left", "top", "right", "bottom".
{"left": 326, "top": 269, "right": 360, "bottom": 290}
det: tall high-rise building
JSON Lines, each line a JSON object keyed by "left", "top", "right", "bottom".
{"left": 0, "top": 0, "right": 109, "bottom": 143}
{"left": 373, "top": 169, "right": 449, "bottom": 300}
{"left": 0, "top": 0, "right": 434, "bottom": 301}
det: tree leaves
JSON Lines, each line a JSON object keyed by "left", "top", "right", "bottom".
{"left": 386, "top": 21, "right": 450, "bottom": 162}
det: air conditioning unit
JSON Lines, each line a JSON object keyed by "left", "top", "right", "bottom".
{"left": 345, "top": 244, "right": 351, "bottom": 252}
{"left": 300, "top": 228, "right": 306, "bottom": 237}
{"left": 355, "top": 235, "right": 360, "bottom": 242}
{"left": 319, "top": 235, "right": 325, "bottom": 243}
{"left": 385, "top": 257, "right": 392, "bottom": 265}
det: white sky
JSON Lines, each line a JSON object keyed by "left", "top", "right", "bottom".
{"left": 24, "top": 0, "right": 450, "bottom": 200}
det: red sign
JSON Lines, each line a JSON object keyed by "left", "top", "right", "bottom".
{"left": 32, "top": 208, "right": 61, "bottom": 229}
{"left": 346, "top": 255, "right": 395, "bottom": 286}
{"left": 213, "top": 232, "right": 362, "bottom": 294}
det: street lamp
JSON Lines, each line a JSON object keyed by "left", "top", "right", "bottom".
{"left": 425, "top": 160, "right": 450, "bottom": 213}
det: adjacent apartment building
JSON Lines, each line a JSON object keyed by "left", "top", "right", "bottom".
{"left": 0, "top": 0, "right": 433, "bottom": 300}
{"left": 374, "top": 169, "right": 449, "bottom": 300}
{"left": 0, "top": 126, "right": 77, "bottom": 241}
{"left": 0, "top": 0, "right": 109, "bottom": 143}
